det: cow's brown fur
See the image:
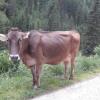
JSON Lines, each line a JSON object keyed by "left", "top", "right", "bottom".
{"left": 7, "top": 28, "right": 80, "bottom": 88}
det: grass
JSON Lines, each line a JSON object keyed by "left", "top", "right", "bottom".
{"left": 0, "top": 52, "right": 100, "bottom": 100}
{"left": 0, "top": 66, "right": 75, "bottom": 100}
{"left": 0, "top": 66, "right": 100, "bottom": 100}
{"left": 0, "top": 66, "right": 74, "bottom": 100}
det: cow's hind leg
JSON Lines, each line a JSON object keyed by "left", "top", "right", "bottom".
{"left": 69, "top": 57, "right": 75, "bottom": 80}
{"left": 63, "top": 61, "right": 69, "bottom": 79}
{"left": 31, "top": 65, "right": 36, "bottom": 88}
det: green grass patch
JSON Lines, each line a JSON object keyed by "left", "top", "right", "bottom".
{"left": 0, "top": 65, "right": 75, "bottom": 100}
{"left": 0, "top": 64, "right": 100, "bottom": 100}
{"left": 0, "top": 49, "right": 100, "bottom": 100}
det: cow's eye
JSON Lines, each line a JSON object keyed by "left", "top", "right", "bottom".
{"left": 7, "top": 39, "right": 10, "bottom": 43}
{"left": 6, "top": 39, "right": 11, "bottom": 48}
{"left": 7, "top": 39, "right": 9, "bottom": 42}
{"left": 6, "top": 39, "right": 8, "bottom": 44}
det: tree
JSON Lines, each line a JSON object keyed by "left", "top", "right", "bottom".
{"left": 0, "top": 0, "right": 95, "bottom": 33}
{"left": 82, "top": 0, "right": 100, "bottom": 55}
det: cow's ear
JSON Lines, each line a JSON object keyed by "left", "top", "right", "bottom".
{"left": 23, "top": 32, "right": 30, "bottom": 39}
{"left": 0, "top": 34, "right": 7, "bottom": 42}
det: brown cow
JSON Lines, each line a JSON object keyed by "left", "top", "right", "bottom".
{"left": 0, "top": 27, "right": 80, "bottom": 88}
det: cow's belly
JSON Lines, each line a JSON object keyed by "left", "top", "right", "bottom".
{"left": 45, "top": 53, "right": 68, "bottom": 65}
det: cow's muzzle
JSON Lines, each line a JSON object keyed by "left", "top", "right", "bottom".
{"left": 10, "top": 54, "right": 20, "bottom": 62}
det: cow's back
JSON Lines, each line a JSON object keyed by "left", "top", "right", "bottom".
{"left": 28, "top": 30, "right": 80, "bottom": 65}
{"left": 40, "top": 31, "right": 80, "bottom": 64}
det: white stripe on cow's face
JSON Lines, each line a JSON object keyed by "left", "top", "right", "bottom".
{"left": 10, "top": 54, "right": 20, "bottom": 60}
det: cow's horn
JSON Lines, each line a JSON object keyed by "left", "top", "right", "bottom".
{"left": 0, "top": 34, "right": 7, "bottom": 41}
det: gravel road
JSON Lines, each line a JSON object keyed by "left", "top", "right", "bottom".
{"left": 31, "top": 75, "right": 100, "bottom": 100}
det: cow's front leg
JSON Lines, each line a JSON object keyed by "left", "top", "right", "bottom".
{"left": 31, "top": 64, "right": 42, "bottom": 89}
{"left": 31, "top": 65, "right": 36, "bottom": 88}
{"left": 35, "top": 64, "right": 42, "bottom": 88}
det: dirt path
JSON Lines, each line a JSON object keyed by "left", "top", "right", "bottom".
{"left": 31, "top": 75, "right": 100, "bottom": 100}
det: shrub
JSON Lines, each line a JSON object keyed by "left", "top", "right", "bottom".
{"left": 76, "top": 53, "right": 100, "bottom": 72}
{"left": 0, "top": 51, "right": 19, "bottom": 74}
{"left": 0, "top": 11, "right": 10, "bottom": 33}
{"left": 94, "top": 45, "right": 100, "bottom": 56}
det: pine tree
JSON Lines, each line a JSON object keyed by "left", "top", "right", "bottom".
{"left": 82, "top": 0, "right": 100, "bottom": 55}
{"left": 47, "top": 0, "right": 61, "bottom": 31}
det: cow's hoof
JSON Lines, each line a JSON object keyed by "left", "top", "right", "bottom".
{"left": 61, "top": 77, "right": 68, "bottom": 80}
{"left": 64, "top": 76, "right": 68, "bottom": 80}
{"left": 69, "top": 76, "right": 74, "bottom": 80}
{"left": 59, "top": 76, "right": 67, "bottom": 80}
{"left": 33, "top": 85, "right": 38, "bottom": 89}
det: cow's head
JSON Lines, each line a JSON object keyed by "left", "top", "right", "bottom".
{"left": 0, "top": 27, "right": 29, "bottom": 62}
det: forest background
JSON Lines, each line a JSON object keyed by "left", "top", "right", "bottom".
{"left": 0, "top": 0, "right": 100, "bottom": 55}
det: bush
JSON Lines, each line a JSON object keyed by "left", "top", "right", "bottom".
{"left": 76, "top": 53, "right": 100, "bottom": 72}
{"left": 0, "top": 11, "right": 10, "bottom": 33}
{"left": 0, "top": 51, "right": 19, "bottom": 74}
{"left": 94, "top": 45, "right": 100, "bottom": 56}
